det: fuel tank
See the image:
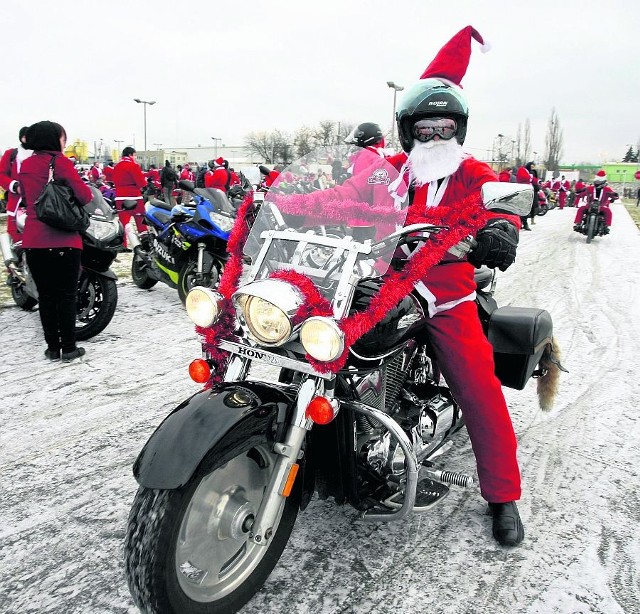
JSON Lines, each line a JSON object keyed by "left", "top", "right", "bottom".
{"left": 350, "top": 278, "right": 425, "bottom": 359}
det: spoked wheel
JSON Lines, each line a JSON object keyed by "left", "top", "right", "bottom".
{"left": 177, "top": 258, "right": 222, "bottom": 305}
{"left": 124, "top": 428, "right": 300, "bottom": 614}
{"left": 75, "top": 272, "right": 118, "bottom": 340}
{"left": 586, "top": 214, "right": 596, "bottom": 244}
{"left": 131, "top": 235, "right": 158, "bottom": 290}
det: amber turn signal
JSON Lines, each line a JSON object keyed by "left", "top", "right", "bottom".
{"left": 305, "top": 396, "right": 336, "bottom": 425}
{"left": 189, "top": 358, "right": 211, "bottom": 384}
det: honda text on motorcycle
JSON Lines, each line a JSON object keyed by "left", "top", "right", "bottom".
{"left": 124, "top": 149, "right": 562, "bottom": 614}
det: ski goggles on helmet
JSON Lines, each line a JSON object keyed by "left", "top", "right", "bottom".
{"left": 412, "top": 118, "right": 457, "bottom": 142}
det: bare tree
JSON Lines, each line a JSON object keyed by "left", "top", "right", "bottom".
{"left": 244, "top": 131, "right": 274, "bottom": 163}
{"left": 314, "top": 120, "right": 336, "bottom": 147}
{"left": 522, "top": 118, "right": 532, "bottom": 165}
{"left": 544, "top": 108, "right": 564, "bottom": 171}
{"left": 272, "top": 130, "right": 294, "bottom": 165}
{"left": 293, "top": 127, "right": 315, "bottom": 158}
{"left": 515, "top": 123, "right": 523, "bottom": 167}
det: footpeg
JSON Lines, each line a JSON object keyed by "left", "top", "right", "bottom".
{"left": 383, "top": 477, "right": 450, "bottom": 512}
{"left": 423, "top": 469, "right": 474, "bottom": 488}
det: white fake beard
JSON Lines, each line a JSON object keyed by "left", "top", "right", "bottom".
{"left": 407, "top": 139, "right": 466, "bottom": 186}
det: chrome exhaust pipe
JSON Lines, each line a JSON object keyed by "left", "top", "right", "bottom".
{"left": 0, "top": 232, "right": 18, "bottom": 266}
{"left": 125, "top": 219, "right": 142, "bottom": 251}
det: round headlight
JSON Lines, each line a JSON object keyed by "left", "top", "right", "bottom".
{"left": 300, "top": 317, "right": 344, "bottom": 362}
{"left": 185, "top": 287, "right": 223, "bottom": 328}
{"left": 243, "top": 296, "right": 291, "bottom": 345}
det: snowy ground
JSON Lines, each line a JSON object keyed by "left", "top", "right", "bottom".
{"left": 1, "top": 204, "right": 639, "bottom": 614}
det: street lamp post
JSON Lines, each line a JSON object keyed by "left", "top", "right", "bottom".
{"left": 211, "top": 137, "right": 222, "bottom": 159}
{"left": 133, "top": 98, "right": 156, "bottom": 161}
{"left": 386, "top": 81, "right": 404, "bottom": 151}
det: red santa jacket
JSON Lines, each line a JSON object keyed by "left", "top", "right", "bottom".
{"left": 586, "top": 184, "right": 617, "bottom": 206}
{"left": 89, "top": 165, "right": 100, "bottom": 182}
{"left": 180, "top": 167, "right": 194, "bottom": 182}
{"left": 113, "top": 156, "right": 146, "bottom": 204}
{"left": 204, "top": 167, "right": 230, "bottom": 191}
{"left": 0, "top": 148, "right": 21, "bottom": 221}
{"left": 103, "top": 165, "right": 114, "bottom": 183}
{"left": 18, "top": 152, "right": 93, "bottom": 249}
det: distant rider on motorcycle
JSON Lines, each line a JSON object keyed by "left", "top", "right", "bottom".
{"left": 573, "top": 170, "right": 615, "bottom": 233}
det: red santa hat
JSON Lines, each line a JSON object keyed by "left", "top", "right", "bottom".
{"left": 516, "top": 166, "right": 532, "bottom": 184}
{"left": 594, "top": 170, "right": 607, "bottom": 181}
{"left": 419, "top": 25, "right": 491, "bottom": 88}
{"left": 215, "top": 157, "right": 225, "bottom": 167}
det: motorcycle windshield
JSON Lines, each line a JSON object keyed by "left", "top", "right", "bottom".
{"left": 244, "top": 147, "right": 408, "bottom": 285}
{"left": 194, "top": 188, "right": 236, "bottom": 216}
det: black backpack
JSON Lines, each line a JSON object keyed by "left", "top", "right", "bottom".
{"left": 195, "top": 166, "right": 208, "bottom": 188}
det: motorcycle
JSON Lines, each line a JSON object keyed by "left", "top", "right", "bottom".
{"left": 1, "top": 186, "right": 123, "bottom": 340}
{"left": 126, "top": 181, "right": 240, "bottom": 304}
{"left": 574, "top": 195, "right": 610, "bottom": 244}
{"left": 124, "top": 149, "right": 562, "bottom": 614}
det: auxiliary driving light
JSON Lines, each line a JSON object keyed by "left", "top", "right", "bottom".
{"left": 185, "top": 287, "right": 224, "bottom": 328}
{"left": 300, "top": 317, "right": 344, "bottom": 362}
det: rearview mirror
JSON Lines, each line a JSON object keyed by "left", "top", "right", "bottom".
{"left": 481, "top": 182, "right": 533, "bottom": 216}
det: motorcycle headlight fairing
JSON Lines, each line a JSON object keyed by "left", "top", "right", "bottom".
{"left": 300, "top": 317, "right": 344, "bottom": 362}
{"left": 185, "top": 287, "right": 224, "bottom": 328}
{"left": 232, "top": 279, "right": 303, "bottom": 346}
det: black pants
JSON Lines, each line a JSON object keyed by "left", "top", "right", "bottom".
{"left": 26, "top": 248, "right": 81, "bottom": 353}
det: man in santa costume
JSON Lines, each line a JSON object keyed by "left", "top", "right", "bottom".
{"left": 558, "top": 175, "right": 570, "bottom": 209}
{"left": 279, "top": 27, "right": 525, "bottom": 545}
{"left": 113, "top": 146, "right": 147, "bottom": 248}
{"left": 574, "top": 177, "right": 587, "bottom": 208}
{"left": 574, "top": 170, "right": 616, "bottom": 232}
{"left": 0, "top": 127, "right": 32, "bottom": 241}
{"left": 344, "top": 122, "right": 389, "bottom": 176}
{"left": 179, "top": 162, "right": 194, "bottom": 205}
{"left": 204, "top": 157, "right": 231, "bottom": 192}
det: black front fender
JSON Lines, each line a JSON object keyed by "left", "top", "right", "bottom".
{"left": 133, "top": 382, "right": 295, "bottom": 489}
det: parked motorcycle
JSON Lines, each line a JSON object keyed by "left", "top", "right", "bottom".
{"left": 124, "top": 150, "right": 561, "bottom": 614}
{"left": 1, "top": 186, "right": 123, "bottom": 340}
{"left": 126, "top": 181, "right": 239, "bottom": 304}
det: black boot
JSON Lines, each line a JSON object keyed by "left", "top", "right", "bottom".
{"left": 488, "top": 501, "right": 524, "bottom": 546}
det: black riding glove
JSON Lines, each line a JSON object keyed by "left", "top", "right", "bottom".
{"left": 468, "top": 219, "right": 519, "bottom": 272}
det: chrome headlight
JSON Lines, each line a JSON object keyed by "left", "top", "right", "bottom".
{"left": 300, "top": 317, "right": 344, "bottom": 362}
{"left": 232, "top": 279, "right": 303, "bottom": 346}
{"left": 209, "top": 211, "right": 235, "bottom": 232}
{"left": 185, "top": 287, "right": 224, "bottom": 328}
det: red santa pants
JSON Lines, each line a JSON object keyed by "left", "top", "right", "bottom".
{"left": 117, "top": 203, "right": 147, "bottom": 246}
{"left": 559, "top": 191, "right": 567, "bottom": 209}
{"left": 574, "top": 204, "right": 612, "bottom": 226}
{"left": 421, "top": 300, "right": 521, "bottom": 503}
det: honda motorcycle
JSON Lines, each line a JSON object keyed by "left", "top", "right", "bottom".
{"left": 124, "top": 149, "right": 561, "bottom": 614}
{"left": 1, "top": 186, "right": 123, "bottom": 340}
{"left": 127, "top": 182, "right": 239, "bottom": 304}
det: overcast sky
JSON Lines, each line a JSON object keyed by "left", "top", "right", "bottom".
{"left": 3, "top": 0, "right": 638, "bottom": 165}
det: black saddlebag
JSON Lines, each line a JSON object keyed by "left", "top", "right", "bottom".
{"left": 487, "top": 306, "right": 553, "bottom": 390}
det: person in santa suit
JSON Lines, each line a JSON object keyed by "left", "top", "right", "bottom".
{"left": 103, "top": 161, "right": 114, "bottom": 183}
{"left": 204, "top": 157, "right": 231, "bottom": 192}
{"left": 497, "top": 167, "right": 512, "bottom": 182}
{"left": 557, "top": 174, "right": 570, "bottom": 209}
{"left": 259, "top": 164, "right": 281, "bottom": 188}
{"left": 112, "top": 146, "right": 147, "bottom": 248}
{"left": 88, "top": 161, "right": 101, "bottom": 184}
{"left": 344, "top": 122, "right": 389, "bottom": 176}
{"left": 574, "top": 170, "right": 616, "bottom": 232}
{"left": 573, "top": 178, "right": 587, "bottom": 208}
{"left": 0, "top": 126, "right": 33, "bottom": 241}
{"left": 179, "top": 162, "right": 194, "bottom": 205}
{"left": 275, "top": 26, "right": 525, "bottom": 546}
{"left": 550, "top": 176, "right": 561, "bottom": 208}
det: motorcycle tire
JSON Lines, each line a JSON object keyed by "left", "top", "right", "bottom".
{"left": 537, "top": 204, "right": 549, "bottom": 217}
{"left": 131, "top": 235, "right": 159, "bottom": 290}
{"left": 75, "top": 273, "right": 118, "bottom": 341}
{"left": 124, "top": 424, "right": 300, "bottom": 614}
{"left": 177, "top": 258, "right": 222, "bottom": 305}
{"left": 11, "top": 281, "right": 38, "bottom": 310}
{"left": 586, "top": 214, "right": 596, "bottom": 244}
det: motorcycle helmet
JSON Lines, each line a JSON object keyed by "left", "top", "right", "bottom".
{"left": 207, "top": 159, "right": 216, "bottom": 170}
{"left": 395, "top": 78, "right": 469, "bottom": 152}
{"left": 593, "top": 170, "right": 607, "bottom": 186}
{"left": 344, "top": 122, "right": 384, "bottom": 148}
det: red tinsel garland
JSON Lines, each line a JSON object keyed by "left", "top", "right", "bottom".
{"left": 197, "top": 192, "right": 490, "bottom": 384}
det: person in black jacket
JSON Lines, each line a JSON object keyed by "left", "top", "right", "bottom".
{"left": 160, "top": 160, "right": 178, "bottom": 205}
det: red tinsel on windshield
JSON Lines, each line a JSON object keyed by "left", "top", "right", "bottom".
{"left": 197, "top": 192, "right": 490, "bottom": 384}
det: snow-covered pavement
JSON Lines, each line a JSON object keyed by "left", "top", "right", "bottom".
{"left": 1, "top": 204, "right": 639, "bottom": 614}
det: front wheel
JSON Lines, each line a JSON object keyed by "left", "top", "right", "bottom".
{"left": 75, "top": 272, "right": 118, "bottom": 340}
{"left": 536, "top": 204, "right": 549, "bottom": 216}
{"left": 11, "top": 278, "right": 38, "bottom": 310}
{"left": 177, "top": 257, "right": 222, "bottom": 305}
{"left": 132, "top": 235, "right": 159, "bottom": 290}
{"left": 124, "top": 429, "right": 299, "bottom": 614}
{"left": 586, "top": 214, "right": 596, "bottom": 244}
